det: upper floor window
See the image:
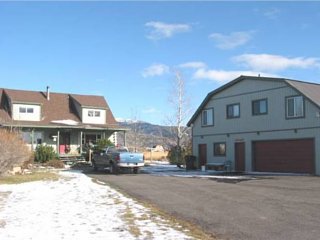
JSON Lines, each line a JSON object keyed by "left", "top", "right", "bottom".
{"left": 19, "top": 107, "right": 34, "bottom": 114}
{"left": 202, "top": 108, "right": 214, "bottom": 126}
{"left": 286, "top": 96, "right": 304, "bottom": 118}
{"left": 88, "top": 110, "right": 101, "bottom": 117}
{"left": 226, "top": 103, "right": 240, "bottom": 119}
{"left": 27, "top": 108, "right": 34, "bottom": 113}
{"left": 252, "top": 99, "right": 268, "bottom": 115}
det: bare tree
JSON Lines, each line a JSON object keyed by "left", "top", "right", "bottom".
{"left": 166, "top": 71, "right": 192, "bottom": 166}
{"left": 0, "top": 129, "right": 31, "bottom": 175}
{"left": 131, "top": 108, "right": 141, "bottom": 152}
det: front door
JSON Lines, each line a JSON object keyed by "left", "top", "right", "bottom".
{"left": 198, "top": 144, "right": 207, "bottom": 168}
{"left": 59, "top": 132, "right": 71, "bottom": 154}
{"left": 235, "top": 142, "right": 245, "bottom": 172}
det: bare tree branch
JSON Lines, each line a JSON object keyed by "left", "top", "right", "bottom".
{"left": 166, "top": 70, "right": 192, "bottom": 149}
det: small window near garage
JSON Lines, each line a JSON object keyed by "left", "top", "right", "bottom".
{"left": 214, "top": 142, "right": 226, "bottom": 156}
{"left": 94, "top": 111, "right": 101, "bottom": 117}
{"left": 286, "top": 96, "right": 304, "bottom": 118}
{"left": 227, "top": 103, "right": 240, "bottom": 119}
{"left": 202, "top": 108, "right": 214, "bottom": 126}
{"left": 252, "top": 99, "right": 268, "bottom": 115}
{"left": 19, "top": 107, "right": 26, "bottom": 113}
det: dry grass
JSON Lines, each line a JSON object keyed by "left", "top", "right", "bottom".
{"left": 141, "top": 201, "right": 217, "bottom": 240}
{"left": 0, "top": 172, "right": 59, "bottom": 185}
{"left": 44, "top": 159, "right": 65, "bottom": 169}
{"left": 143, "top": 151, "right": 168, "bottom": 161}
{"left": 105, "top": 182, "right": 217, "bottom": 240}
{"left": 121, "top": 205, "right": 142, "bottom": 238}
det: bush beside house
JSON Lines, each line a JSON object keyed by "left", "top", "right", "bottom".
{"left": 34, "top": 145, "right": 58, "bottom": 163}
{"left": 0, "top": 129, "right": 32, "bottom": 175}
{"left": 168, "top": 146, "right": 191, "bottom": 167}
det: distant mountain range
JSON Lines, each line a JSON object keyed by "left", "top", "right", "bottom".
{"left": 116, "top": 120, "right": 190, "bottom": 151}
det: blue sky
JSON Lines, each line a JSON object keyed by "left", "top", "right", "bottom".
{"left": 1, "top": 2, "right": 320, "bottom": 125}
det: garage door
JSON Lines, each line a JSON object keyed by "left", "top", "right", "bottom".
{"left": 253, "top": 139, "right": 314, "bottom": 174}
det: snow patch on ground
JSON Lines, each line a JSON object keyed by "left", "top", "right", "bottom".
{"left": 143, "top": 162, "right": 256, "bottom": 180}
{"left": 0, "top": 171, "right": 192, "bottom": 240}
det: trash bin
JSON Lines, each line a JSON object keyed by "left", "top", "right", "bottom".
{"left": 185, "top": 155, "right": 196, "bottom": 170}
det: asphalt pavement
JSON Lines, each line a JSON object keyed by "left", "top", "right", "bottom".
{"left": 86, "top": 170, "right": 320, "bottom": 240}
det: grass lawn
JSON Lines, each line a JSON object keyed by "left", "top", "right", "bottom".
{"left": 0, "top": 172, "right": 59, "bottom": 185}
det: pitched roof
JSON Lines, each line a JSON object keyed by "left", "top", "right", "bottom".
{"left": 285, "top": 80, "right": 320, "bottom": 107}
{"left": 187, "top": 75, "right": 320, "bottom": 126}
{"left": 0, "top": 88, "right": 120, "bottom": 130}
{"left": 70, "top": 94, "right": 108, "bottom": 108}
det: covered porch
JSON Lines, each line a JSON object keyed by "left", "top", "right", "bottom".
{"left": 18, "top": 125, "right": 128, "bottom": 161}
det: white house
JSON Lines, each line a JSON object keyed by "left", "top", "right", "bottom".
{"left": 0, "top": 87, "right": 126, "bottom": 158}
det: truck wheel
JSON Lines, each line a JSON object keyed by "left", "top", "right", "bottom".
{"left": 133, "top": 167, "right": 139, "bottom": 174}
{"left": 92, "top": 160, "right": 98, "bottom": 171}
{"left": 110, "top": 164, "right": 119, "bottom": 174}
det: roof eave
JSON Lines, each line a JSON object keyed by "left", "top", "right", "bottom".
{"left": 284, "top": 80, "right": 320, "bottom": 109}
{"left": 187, "top": 75, "right": 247, "bottom": 126}
{"left": 0, "top": 123, "right": 127, "bottom": 131}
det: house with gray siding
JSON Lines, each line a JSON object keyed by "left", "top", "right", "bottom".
{"left": 187, "top": 75, "right": 320, "bottom": 175}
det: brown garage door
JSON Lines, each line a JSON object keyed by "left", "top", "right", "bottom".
{"left": 253, "top": 139, "right": 315, "bottom": 174}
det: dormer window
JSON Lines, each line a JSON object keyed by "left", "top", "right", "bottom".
{"left": 88, "top": 110, "right": 101, "bottom": 117}
{"left": 19, "top": 107, "right": 34, "bottom": 114}
{"left": 83, "top": 108, "right": 106, "bottom": 124}
{"left": 13, "top": 104, "right": 40, "bottom": 121}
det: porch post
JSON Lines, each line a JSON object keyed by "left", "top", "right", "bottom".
{"left": 31, "top": 129, "right": 34, "bottom": 150}
{"left": 80, "top": 131, "right": 83, "bottom": 154}
{"left": 57, "top": 130, "right": 60, "bottom": 155}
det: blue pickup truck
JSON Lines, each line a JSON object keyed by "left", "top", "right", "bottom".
{"left": 92, "top": 146, "right": 144, "bottom": 174}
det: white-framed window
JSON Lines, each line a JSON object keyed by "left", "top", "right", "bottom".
{"left": 88, "top": 110, "right": 101, "bottom": 117}
{"left": 227, "top": 103, "right": 240, "bottom": 119}
{"left": 202, "top": 108, "right": 214, "bottom": 126}
{"left": 13, "top": 104, "right": 40, "bottom": 121}
{"left": 252, "top": 99, "right": 268, "bottom": 115}
{"left": 286, "top": 96, "right": 304, "bottom": 118}
{"left": 19, "top": 107, "right": 34, "bottom": 114}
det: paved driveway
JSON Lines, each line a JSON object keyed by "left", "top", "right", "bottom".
{"left": 86, "top": 170, "right": 320, "bottom": 240}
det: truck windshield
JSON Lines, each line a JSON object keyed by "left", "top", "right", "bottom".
{"left": 117, "top": 148, "right": 128, "bottom": 152}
